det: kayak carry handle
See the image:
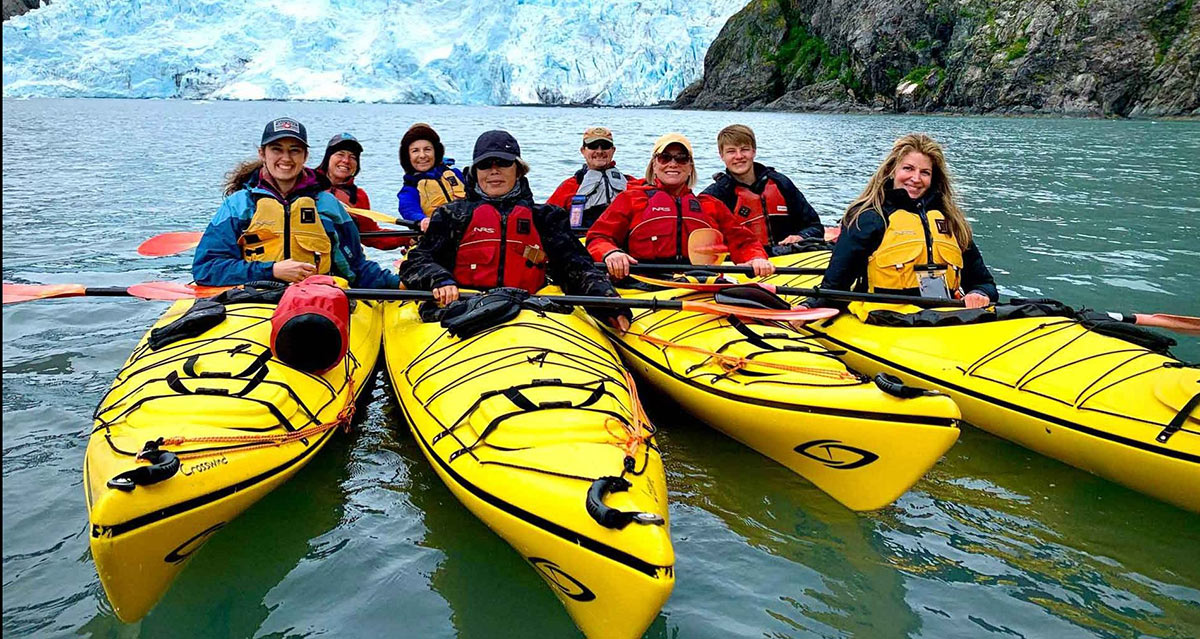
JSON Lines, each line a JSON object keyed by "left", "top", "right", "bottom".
{"left": 107, "top": 439, "right": 181, "bottom": 492}
{"left": 586, "top": 476, "right": 664, "bottom": 529}
{"left": 873, "top": 373, "right": 936, "bottom": 399}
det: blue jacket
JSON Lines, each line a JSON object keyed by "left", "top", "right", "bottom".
{"left": 396, "top": 162, "right": 467, "bottom": 222}
{"left": 193, "top": 168, "right": 400, "bottom": 289}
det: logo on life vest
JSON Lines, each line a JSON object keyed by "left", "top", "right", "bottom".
{"left": 447, "top": 176, "right": 459, "bottom": 186}
{"left": 935, "top": 218, "right": 950, "bottom": 234}
{"left": 650, "top": 207, "right": 672, "bottom": 213}
{"left": 689, "top": 200, "right": 701, "bottom": 212}
{"left": 300, "top": 207, "right": 316, "bottom": 224}
{"left": 736, "top": 205, "right": 752, "bottom": 218}
{"left": 776, "top": 205, "right": 789, "bottom": 212}
{"left": 516, "top": 218, "right": 531, "bottom": 234}
{"left": 472, "top": 227, "right": 495, "bottom": 234}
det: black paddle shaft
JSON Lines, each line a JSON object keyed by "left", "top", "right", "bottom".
{"left": 343, "top": 288, "right": 693, "bottom": 312}
{"left": 589, "top": 262, "right": 826, "bottom": 276}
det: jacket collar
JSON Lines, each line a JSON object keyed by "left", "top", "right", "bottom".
{"left": 248, "top": 167, "right": 328, "bottom": 200}
{"left": 884, "top": 185, "right": 941, "bottom": 212}
{"left": 467, "top": 175, "right": 534, "bottom": 206}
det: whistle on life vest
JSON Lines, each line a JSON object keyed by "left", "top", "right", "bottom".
{"left": 270, "top": 275, "right": 350, "bottom": 373}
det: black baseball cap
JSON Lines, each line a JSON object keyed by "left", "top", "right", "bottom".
{"left": 261, "top": 117, "right": 308, "bottom": 146}
{"left": 325, "top": 132, "right": 362, "bottom": 155}
{"left": 472, "top": 130, "right": 521, "bottom": 164}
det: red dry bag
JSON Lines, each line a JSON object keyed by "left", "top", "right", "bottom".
{"left": 270, "top": 275, "right": 350, "bottom": 374}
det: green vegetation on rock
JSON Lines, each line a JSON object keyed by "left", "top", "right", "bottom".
{"left": 1148, "top": 0, "right": 1195, "bottom": 63}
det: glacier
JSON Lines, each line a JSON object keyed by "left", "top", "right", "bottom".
{"left": 2, "top": 0, "right": 745, "bottom": 105}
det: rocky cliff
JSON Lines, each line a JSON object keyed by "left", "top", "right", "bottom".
{"left": 676, "top": 0, "right": 1199, "bottom": 117}
{"left": 3, "top": 0, "right": 46, "bottom": 21}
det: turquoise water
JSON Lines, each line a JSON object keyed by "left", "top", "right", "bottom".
{"left": 3, "top": 98, "right": 1198, "bottom": 638}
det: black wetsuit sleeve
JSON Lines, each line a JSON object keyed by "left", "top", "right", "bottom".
{"left": 961, "top": 241, "right": 999, "bottom": 301}
{"left": 398, "top": 205, "right": 461, "bottom": 290}
{"left": 536, "top": 204, "right": 617, "bottom": 297}
{"left": 774, "top": 173, "right": 823, "bottom": 239}
{"left": 810, "top": 210, "right": 886, "bottom": 309}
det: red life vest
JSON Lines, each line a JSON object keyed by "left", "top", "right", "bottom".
{"left": 733, "top": 179, "right": 788, "bottom": 246}
{"left": 627, "top": 189, "right": 716, "bottom": 262}
{"left": 452, "top": 203, "right": 548, "bottom": 294}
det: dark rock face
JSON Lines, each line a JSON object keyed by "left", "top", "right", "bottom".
{"left": 3, "top": 0, "right": 46, "bottom": 22}
{"left": 679, "top": 0, "right": 1200, "bottom": 117}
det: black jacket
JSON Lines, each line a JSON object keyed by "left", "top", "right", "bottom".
{"left": 701, "top": 163, "right": 823, "bottom": 242}
{"left": 400, "top": 176, "right": 619, "bottom": 302}
{"left": 813, "top": 187, "right": 997, "bottom": 308}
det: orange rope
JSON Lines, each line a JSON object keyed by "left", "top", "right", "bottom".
{"left": 629, "top": 331, "right": 859, "bottom": 380}
{"left": 159, "top": 375, "right": 358, "bottom": 461}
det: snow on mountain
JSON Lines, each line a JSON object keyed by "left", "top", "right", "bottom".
{"left": 2, "top": 0, "right": 745, "bottom": 105}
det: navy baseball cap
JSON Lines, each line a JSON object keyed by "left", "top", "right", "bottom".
{"left": 261, "top": 117, "right": 308, "bottom": 146}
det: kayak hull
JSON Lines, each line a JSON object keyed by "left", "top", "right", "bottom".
{"left": 605, "top": 284, "right": 961, "bottom": 511}
{"left": 382, "top": 296, "right": 674, "bottom": 639}
{"left": 767, "top": 250, "right": 1200, "bottom": 513}
{"left": 86, "top": 298, "right": 383, "bottom": 621}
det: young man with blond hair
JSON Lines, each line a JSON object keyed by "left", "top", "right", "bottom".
{"left": 702, "top": 124, "right": 823, "bottom": 247}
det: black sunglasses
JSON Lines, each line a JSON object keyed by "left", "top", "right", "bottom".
{"left": 655, "top": 151, "right": 691, "bottom": 165}
{"left": 475, "top": 158, "right": 516, "bottom": 171}
{"left": 584, "top": 140, "right": 614, "bottom": 150}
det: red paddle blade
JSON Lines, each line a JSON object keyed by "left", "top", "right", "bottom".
{"left": 823, "top": 225, "right": 842, "bottom": 242}
{"left": 1135, "top": 313, "right": 1200, "bottom": 335}
{"left": 138, "top": 231, "right": 204, "bottom": 257}
{"left": 3, "top": 283, "right": 87, "bottom": 305}
{"left": 126, "top": 282, "right": 205, "bottom": 300}
{"left": 682, "top": 300, "right": 837, "bottom": 321}
{"left": 687, "top": 228, "right": 729, "bottom": 266}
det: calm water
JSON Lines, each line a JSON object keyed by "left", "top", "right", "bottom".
{"left": 3, "top": 98, "right": 1198, "bottom": 638}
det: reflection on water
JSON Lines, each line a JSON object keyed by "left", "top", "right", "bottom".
{"left": 3, "top": 98, "right": 1198, "bottom": 638}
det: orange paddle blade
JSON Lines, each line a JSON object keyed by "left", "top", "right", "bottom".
{"left": 125, "top": 282, "right": 206, "bottom": 300}
{"left": 681, "top": 300, "right": 836, "bottom": 321}
{"left": 687, "top": 228, "right": 729, "bottom": 266}
{"left": 3, "top": 283, "right": 87, "bottom": 304}
{"left": 1135, "top": 313, "right": 1200, "bottom": 335}
{"left": 138, "top": 231, "right": 204, "bottom": 257}
{"left": 823, "top": 225, "right": 842, "bottom": 242}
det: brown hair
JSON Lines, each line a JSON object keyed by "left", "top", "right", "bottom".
{"left": 224, "top": 159, "right": 263, "bottom": 196}
{"left": 716, "top": 124, "right": 756, "bottom": 152}
{"left": 843, "top": 133, "right": 973, "bottom": 250}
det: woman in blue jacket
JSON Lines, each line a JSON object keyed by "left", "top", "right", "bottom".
{"left": 396, "top": 122, "right": 467, "bottom": 231}
{"left": 193, "top": 117, "right": 399, "bottom": 289}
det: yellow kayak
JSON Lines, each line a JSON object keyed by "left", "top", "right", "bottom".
{"left": 765, "top": 250, "right": 1200, "bottom": 513}
{"left": 86, "top": 294, "right": 383, "bottom": 622}
{"left": 603, "top": 281, "right": 961, "bottom": 511}
{"left": 382, "top": 293, "right": 674, "bottom": 639}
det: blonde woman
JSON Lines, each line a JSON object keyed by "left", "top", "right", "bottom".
{"left": 811, "top": 133, "right": 996, "bottom": 309}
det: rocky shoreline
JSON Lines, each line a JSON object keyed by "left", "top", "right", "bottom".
{"left": 675, "top": 0, "right": 1199, "bottom": 119}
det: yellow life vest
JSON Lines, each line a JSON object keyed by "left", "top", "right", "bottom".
{"left": 867, "top": 208, "right": 963, "bottom": 293}
{"left": 238, "top": 196, "right": 333, "bottom": 274}
{"left": 416, "top": 168, "right": 467, "bottom": 217}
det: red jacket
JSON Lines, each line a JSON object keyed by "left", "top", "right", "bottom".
{"left": 585, "top": 183, "right": 766, "bottom": 264}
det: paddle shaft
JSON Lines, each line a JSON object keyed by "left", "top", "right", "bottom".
{"left": 773, "top": 286, "right": 968, "bottom": 308}
{"left": 592, "top": 262, "right": 827, "bottom": 276}
{"left": 346, "top": 288, "right": 719, "bottom": 312}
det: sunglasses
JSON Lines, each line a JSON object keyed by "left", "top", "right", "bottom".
{"left": 655, "top": 151, "right": 691, "bottom": 165}
{"left": 584, "top": 140, "right": 614, "bottom": 150}
{"left": 475, "top": 158, "right": 516, "bottom": 171}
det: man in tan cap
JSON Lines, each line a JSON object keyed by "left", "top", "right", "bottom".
{"left": 547, "top": 126, "right": 640, "bottom": 229}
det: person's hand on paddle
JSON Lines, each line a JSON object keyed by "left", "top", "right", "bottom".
{"left": 963, "top": 292, "right": 990, "bottom": 309}
{"left": 273, "top": 259, "right": 316, "bottom": 283}
{"left": 739, "top": 257, "right": 775, "bottom": 278}
{"left": 779, "top": 235, "right": 803, "bottom": 245}
{"left": 419, "top": 217, "right": 431, "bottom": 232}
{"left": 604, "top": 251, "right": 638, "bottom": 279}
{"left": 433, "top": 284, "right": 459, "bottom": 305}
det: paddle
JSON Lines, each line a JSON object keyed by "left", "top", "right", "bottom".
{"left": 346, "top": 207, "right": 419, "bottom": 230}
{"left": 627, "top": 275, "right": 1200, "bottom": 336}
{"left": 2, "top": 281, "right": 837, "bottom": 322}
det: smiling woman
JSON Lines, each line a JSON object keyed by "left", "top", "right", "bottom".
{"left": 191, "top": 117, "right": 400, "bottom": 289}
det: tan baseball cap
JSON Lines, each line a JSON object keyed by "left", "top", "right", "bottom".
{"left": 582, "top": 126, "right": 614, "bottom": 144}
{"left": 652, "top": 132, "right": 693, "bottom": 156}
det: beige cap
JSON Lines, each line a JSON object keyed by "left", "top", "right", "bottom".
{"left": 652, "top": 132, "right": 693, "bottom": 156}
{"left": 582, "top": 126, "right": 614, "bottom": 144}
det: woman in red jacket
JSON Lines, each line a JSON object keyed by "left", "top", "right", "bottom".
{"left": 586, "top": 132, "right": 774, "bottom": 279}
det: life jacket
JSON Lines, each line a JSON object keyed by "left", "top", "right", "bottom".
{"left": 328, "top": 182, "right": 367, "bottom": 208}
{"left": 867, "top": 208, "right": 963, "bottom": 293}
{"left": 627, "top": 189, "right": 716, "bottom": 262}
{"left": 414, "top": 167, "right": 467, "bottom": 217}
{"left": 238, "top": 194, "right": 333, "bottom": 274}
{"left": 732, "top": 179, "right": 788, "bottom": 246}
{"left": 452, "top": 203, "right": 547, "bottom": 294}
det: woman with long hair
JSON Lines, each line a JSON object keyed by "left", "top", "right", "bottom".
{"left": 193, "top": 117, "right": 399, "bottom": 288}
{"left": 811, "top": 133, "right": 996, "bottom": 309}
